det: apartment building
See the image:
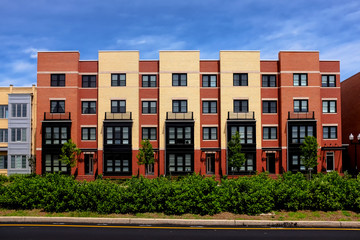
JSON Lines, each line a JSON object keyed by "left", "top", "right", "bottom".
{"left": 35, "top": 50, "right": 342, "bottom": 179}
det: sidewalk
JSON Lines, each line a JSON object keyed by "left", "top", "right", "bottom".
{"left": 1, "top": 216, "right": 360, "bottom": 228}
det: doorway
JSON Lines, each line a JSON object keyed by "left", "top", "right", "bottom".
{"left": 206, "top": 153, "right": 215, "bottom": 174}
{"left": 266, "top": 153, "right": 276, "bottom": 174}
{"left": 326, "top": 152, "right": 334, "bottom": 171}
{"left": 84, "top": 154, "right": 93, "bottom": 175}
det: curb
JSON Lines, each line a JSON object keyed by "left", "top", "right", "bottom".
{"left": 0, "top": 217, "right": 360, "bottom": 228}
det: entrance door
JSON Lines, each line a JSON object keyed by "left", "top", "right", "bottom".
{"left": 206, "top": 153, "right": 215, "bottom": 174}
{"left": 326, "top": 152, "right": 334, "bottom": 171}
{"left": 84, "top": 154, "right": 93, "bottom": 175}
{"left": 266, "top": 153, "right": 276, "bottom": 174}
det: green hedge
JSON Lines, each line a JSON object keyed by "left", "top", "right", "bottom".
{"left": 1, "top": 172, "right": 360, "bottom": 215}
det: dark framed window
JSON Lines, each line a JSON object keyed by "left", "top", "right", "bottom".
{"left": 11, "top": 128, "right": 26, "bottom": 142}
{"left": 293, "top": 74, "right": 308, "bottom": 86}
{"left": 233, "top": 73, "right": 248, "bottom": 86}
{"left": 228, "top": 153, "right": 255, "bottom": 173}
{"left": 262, "top": 75, "right": 276, "bottom": 87}
{"left": 105, "top": 126, "right": 130, "bottom": 145}
{"left": 142, "top": 75, "right": 157, "bottom": 87}
{"left": 203, "top": 127, "right": 217, "bottom": 140}
{"left": 263, "top": 101, "right": 277, "bottom": 113}
{"left": 230, "top": 126, "right": 254, "bottom": 144}
{"left": 44, "top": 154, "right": 68, "bottom": 173}
{"left": 44, "top": 126, "right": 68, "bottom": 144}
{"left": 10, "top": 155, "right": 27, "bottom": 169}
{"left": 82, "top": 101, "right": 96, "bottom": 114}
{"left": 234, "top": 100, "right": 248, "bottom": 113}
{"left": 0, "top": 129, "right": 8, "bottom": 142}
{"left": 105, "top": 153, "right": 131, "bottom": 174}
{"left": 51, "top": 74, "right": 65, "bottom": 87}
{"left": 82, "top": 75, "right": 96, "bottom": 88}
{"left": 202, "top": 101, "right": 217, "bottom": 113}
{"left": 172, "top": 100, "right": 187, "bottom": 113}
{"left": 168, "top": 153, "right": 192, "bottom": 173}
{"left": 142, "top": 101, "right": 157, "bottom": 114}
{"left": 142, "top": 127, "right": 157, "bottom": 140}
{"left": 322, "top": 75, "right": 336, "bottom": 87}
{"left": 290, "top": 154, "right": 306, "bottom": 172}
{"left": 294, "top": 100, "right": 308, "bottom": 112}
{"left": 202, "top": 75, "right": 217, "bottom": 87}
{"left": 81, "top": 128, "right": 96, "bottom": 140}
{"left": 168, "top": 126, "right": 192, "bottom": 145}
{"left": 172, "top": 74, "right": 187, "bottom": 86}
{"left": 323, "top": 126, "right": 337, "bottom": 139}
{"left": 111, "top": 74, "right": 126, "bottom": 86}
{"left": 291, "top": 125, "right": 314, "bottom": 143}
{"left": 11, "top": 103, "right": 27, "bottom": 117}
{"left": 50, "top": 100, "right": 65, "bottom": 113}
{"left": 263, "top": 127, "right": 277, "bottom": 140}
{"left": 322, "top": 100, "right": 336, "bottom": 113}
{"left": 0, "top": 105, "right": 8, "bottom": 119}
{"left": 111, "top": 100, "right": 126, "bottom": 113}
{"left": 0, "top": 155, "right": 7, "bottom": 169}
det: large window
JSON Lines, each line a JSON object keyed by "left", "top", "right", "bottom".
{"left": 291, "top": 154, "right": 306, "bottom": 171}
{"left": 202, "top": 101, "right": 217, "bottom": 114}
{"left": 81, "top": 128, "right": 96, "bottom": 140}
{"left": 168, "top": 153, "right": 192, "bottom": 173}
{"left": 105, "top": 126, "right": 130, "bottom": 145}
{"left": 293, "top": 74, "right": 307, "bottom": 86}
{"left": 229, "top": 153, "right": 255, "bottom": 173}
{"left": 45, "top": 127, "right": 68, "bottom": 144}
{"left": 142, "top": 127, "right": 156, "bottom": 140}
{"left": 0, "top": 155, "right": 7, "bottom": 169}
{"left": 263, "top": 127, "right": 277, "bottom": 140}
{"left": 322, "top": 100, "right": 336, "bottom": 113}
{"left": 0, "top": 129, "right": 8, "bottom": 142}
{"left": 51, "top": 74, "right": 65, "bottom": 87}
{"left": 323, "top": 126, "right": 337, "bottom": 139}
{"left": 262, "top": 75, "right": 276, "bottom": 87}
{"left": 168, "top": 126, "right": 192, "bottom": 145}
{"left": 322, "top": 75, "right": 336, "bottom": 87}
{"left": 11, "top": 103, "right": 27, "bottom": 117}
{"left": 44, "top": 154, "right": 68, "bottom": 173}
{"left": 0, "top": 105, "right": 8, "bottom": 119}
{"left": 50, "top": 100, "right": 65, "bottom": 113}
{"left": 233, "top": 73, "right": 248, "bottom": 86}
{"left": 142, "top": 75, "right": 157, "bottom": 87}
{"left": 82, "top": 101, "right": 96, "bottom": 114}
{"left": 203, "top": 127, "right": 217, "bottom": 140}
{"left": 111, "top": 100, "right": 126, "bottom": 113}
{"left": 105, "top": 153, "right": 131, "bottom": 174}
{"left": 172, "top": 74, "right": 187, "bottom": 86}
{"left": 234, "top": 100, "right": 248, "bottom": 113}
{"left": 142, "top": 101, "right": 157, "bottom": 114}
{"left": 262, "top": 101, "right": 277, "bottom": 113}
{"left": 291, "top": 125, "right": 314, "bottom": 143}
{"left": 11, "top": 128, "right": 26, "bottom": 142}
{"left": 10, "top": 155, "right": 26, "bottom": 169}
{"left": 202, "top": 75, "right": 217, "bottom": 87}
{"left": 172, "top": 100, "right": 187, "bottom": 113}
{"left": 111, "top": 74, "right": 126, "bottom": 86}
{"left": 82, "top": 75, "right": 96, "bottom": 88}
{"left": 230, "top": 126, "right": 254, "bottom": 144}
{"left": 294, "top": 100, "right": 308, "bottom": 112}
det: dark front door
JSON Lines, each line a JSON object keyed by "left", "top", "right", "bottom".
{"left": 206, "top": 153, "right": 215, "bottom": 174}
{"left": 267, "top": 153, "right": 276, "bottom": 174}
{"left": 84, "top": 154, "right": 93, "bottom": 175}
{"left": 326, "top": 152, "right": 334, "bottom": 171}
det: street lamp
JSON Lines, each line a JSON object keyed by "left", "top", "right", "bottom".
{"left": 349, "top": 133, "right": 360, "bottom": 175}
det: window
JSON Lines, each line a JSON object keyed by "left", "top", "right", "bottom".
{"left": 230, "top": 126, "right": 254, "bottom": 144}
{"left": 142, "top": 101, "right": 157, "bottom": 114}
{"left": 0, "top": 105, "right": 8, "bottom": 118}
{"left": 294, "top": 100, "right": 308, "bottom": 112}
{"left": 11, "top": 128, "right": 26, "bottom": 142}
{"left": 234, "top": 100, "right": 248, "bottom": 113}
{"left": 111, "top": 74, "right": 126, "bottom": 86}
{"left": 172, "top": 100, "right": 187, "bottom": 113}
{"left": 168, "top": 153, "right": 192, "bottom": 173}
{"left": 45, "top": 154, "right": 68, "bottom": 173}
{"left": 322, "top": 75, "right": 336, "bottom": 87}
{"left": 168, "top": 126, "right": 192, "bottom": 145}
{"left": 142, "top": 75, "right": 157, "bottom": 87}
{"left": 82, "top": 75, "right": 96, "bottom": 88}
{"left": 228, "top": 153, "right": 255, "bottom": 173}
{"left": 51, "top": 74, "right": 65, "bottom": 87}
{"left": 293, "top": 74, "right": 307, "bottom": 86}
{"left": 202, "top": 101, "right": 217, "bottom": 114}
{"left": 290, "top": 154, "right": 306, "bottom": 171}
{"left": 291, "top": 125, "right": 314, "bottom": 143}
{"left": 172, "top": 74, "right": 187, "bottom": 86}
{"left": 262, "top": 75, "right": 276, "bottom": 87}
{"left": 142, "top": 127, "right": 157, "bottom": 140}
{"left": 0, "top": 129, "right": 8, "bottom": 142}
{"left": 45, "top": 127, "right": 68, "bottom": 144}
{"left": 233, "top": 73, "right": 248, "bottom": 86}
{"left": 263, "top": 101, "right": 277, "bottom": 113}
{"left": 203, "top": 127, "right": 217, "bottom": 140}
{"left": 322, "top": 100, "right": 336, "bottom": 113}
{"left": 105, "top": 126, "right": 130, "bottom": 145}
{"left": 50, "top": 100, "right": 65, "bottom": 113}
{"left": 263, "top": 127, "right": 277, "bottom": 140}
{"left": 105, "top": 153, "right": 131, "bottom": 174}
{"left": 81, "top": 128, "right": 96, "bottom": 140}
{"left": 111, "top": 100, "right": 126, "bottom": 113}
{"left": 11, "top": 103, "right": 27, "bottom": 117}
{"left": 323, "top": 126, "right": 337, "bottom": 139}
{"left": 0, "top": 155, "right": 7, "bottom": 169}
{"left": 82, "top": 101, "right": 96, "bottom": 114}
{"left": 202, "top": 75, "right": 217, "bottom": 87}
{"left": 10, "top": 155, "right": 26, "bottom": 169}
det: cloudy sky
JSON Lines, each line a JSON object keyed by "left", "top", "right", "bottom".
{"left": 0, "top": 0, "right": 359, "bottom": 86}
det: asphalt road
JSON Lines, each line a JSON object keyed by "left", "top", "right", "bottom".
{"left": 1, "top": 224, "right": 360, "bottom": 240}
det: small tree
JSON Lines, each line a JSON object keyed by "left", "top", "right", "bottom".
{"left": 137, "top": 139, "right": 155, "bottom": 175}
{"left": 300, "top": 136, "right": 319, "bottom": 180}
{"left": 227, "top": 131, "right": 246, "bottom": 175}
{"left": 59, "top": 139, "right": 81, "bottom": 168}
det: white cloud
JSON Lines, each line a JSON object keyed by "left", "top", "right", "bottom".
{"left": 23, "top": 47, "right": 48, "bottom": 59}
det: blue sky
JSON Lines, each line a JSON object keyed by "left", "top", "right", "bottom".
{"left": 0, "top": 0, "right": 359, "bottom": 86}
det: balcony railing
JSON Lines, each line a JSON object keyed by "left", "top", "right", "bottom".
{"left": 105, "top": 112, "right": 132, "bottom": 120}
{"left": 227, "top": 111, "right": 255, "bottom": 120}
{"left": 166, "top": 112, "right": 193, "bottom": 120}
{"left": 288, "top": 111, "right": 315, "bottom": 120}
{"left": 44, "top": 112, "right": 71, "bottom": 120}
